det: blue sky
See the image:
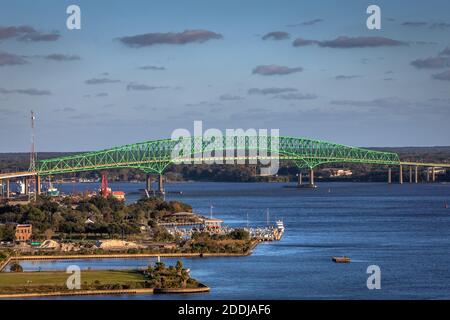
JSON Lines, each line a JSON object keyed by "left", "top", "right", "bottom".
{"left": 1, "top": 0, "right": 450, "bottom": 151}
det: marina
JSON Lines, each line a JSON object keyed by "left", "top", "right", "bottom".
{"left": 163, "top": 208, "right": 284, "bottom": 242}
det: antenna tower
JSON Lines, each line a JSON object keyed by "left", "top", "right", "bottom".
{"left": 29, "top": 111, "right": 37, "bottom": 200}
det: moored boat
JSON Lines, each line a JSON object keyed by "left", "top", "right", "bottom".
{"left": 275, "top": 220, "right": 285, "bottom": 240}
{"left": 47, "top": 186, "right": 60, "bottom": 197}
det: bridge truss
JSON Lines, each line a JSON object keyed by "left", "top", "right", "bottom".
{"left": 36, "top": 136, "right": 400, "bottom": 176}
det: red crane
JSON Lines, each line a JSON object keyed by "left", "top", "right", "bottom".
{"left": 100, "top": 172, "right": 110, "bottom": 198}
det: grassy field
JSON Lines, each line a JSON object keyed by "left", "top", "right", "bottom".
{"left": 0, "top": 270, "right": 146, "bottom": 288}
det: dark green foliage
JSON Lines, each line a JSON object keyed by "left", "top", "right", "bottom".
{"left": 9, "top": 262, "right": 23, "bottom": 272}
{"left": 185, "top": 231, "right": 253, "bottom": 254}
{"left": 228, "top": 228, "right": 250, "bottom": 240}
{"left": 0, "top": 250, "right": 9, "bottom": 262}
{"left": 0, "top": 224, "right": 15, "bottom": 241}
{"left": 145, "top": 261, "right": 199, "bottom": 289}
{"left": 0, "top": 195, "right": 191, "bottom": 241}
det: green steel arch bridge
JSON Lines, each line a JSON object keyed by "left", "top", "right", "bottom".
{"left": 35, "top": 135, "right": 402, "bottom": 175}
{"left": 1, "top": 135, "right": 449, "bottom": 197}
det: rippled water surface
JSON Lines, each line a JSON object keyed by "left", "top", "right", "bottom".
{"left": 11, "top": 181, "right": 450, "bottom": 299}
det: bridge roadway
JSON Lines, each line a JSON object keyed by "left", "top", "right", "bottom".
{"left": 400, "top": 161, "right": 450, "bottom": 168}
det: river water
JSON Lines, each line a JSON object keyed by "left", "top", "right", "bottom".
{"left": 9, "top": 181, "right": 450, "bottom": 299}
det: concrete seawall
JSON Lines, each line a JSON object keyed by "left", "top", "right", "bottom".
{"left": 6, "top": 251, "right": 252, "bottom": 263}
{"left": 0, "top": 288, "right": 154, "bottom": 299}
{"left": 1, "top": 240, "right": 258, "bottom": 271}
{"left": 0, "top": 285, "right": 211, "bottom": 299}
{"left": 154, "top": 284, "right": 210, "bottom": 294}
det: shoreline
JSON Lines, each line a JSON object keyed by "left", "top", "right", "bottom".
{"left": 0, "top": 252, "right": 247, "bottom": 271}
{"left": 0, "top": 240, "right": 259, "bottom": 271}
{"left": 0, "top": 233, "right": 259, "bottom": 299}
{"left": 0, "top": 288, "right": 155, "bottom": 299}
{"left": 0, "top": 285, "right": 210, "bottom": 299}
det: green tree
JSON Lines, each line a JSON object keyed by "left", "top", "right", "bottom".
{"left": 27, "top": 207, "right": 46, "bottom": 223}
{"left": 180, "top": 269, "right": 190, "bottom": 288}
{"left": 0, "top": 224, "right": 15, "bottom": 241}
{"left": 229, "top": 229, "right": 250, "bottom": 240}
{"left": 175, "top": 260, "right": 183, "bottom": 275}
{"left": 155, "top": 261, "right": 166, "bottom": 271}
{"left": 10, "top": 262, "right": 23, "bottom": 272}
{"left": 112, "top": 210, "right": 126, "bottom": 222}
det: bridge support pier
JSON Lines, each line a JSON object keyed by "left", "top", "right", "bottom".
{"left": 399, "top": 165, "right": 403, "bottom": 184}
{"left": 426, "top": 169, "right": 430, "bottom": 183}
{"left": 297, "top": 172, "right": 303, "bottom": 187}
{"left": 37, "top": 175, "right": 41, "bottom": 195}
{"left": 146, "top": 174, "right": 153, "bottom": 193}
{"left": 409, "top": 167, "right": 413, "bottom": 183}
{"left": 24, "top": 179, "right": 29, "bottom": 195}
{"left": 158, "top": 174, "right": 165, "bottom": 194}
{"left": 305, "top": 168, "right": 316, "bottom": 188}
{"left": 388, "top": 168, "right": 392, "bottom": 184}
{"left": 432, "top": 167, "right": 436, "bottom": 182}
{"left": 0, "top": 179, "right": 2, "bottom": 198}
{"left": 415, "top": 166, "right": 419, "bottom": 184}
{"left": 6, "top": 179, "right": 10, "bottom": 198}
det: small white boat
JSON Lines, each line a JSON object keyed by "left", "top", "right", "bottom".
{"left": 17, "top": 181, "right": 26, "bottom": 194}
{"left": 274, "top": 220, "right": 285, "bottom": 240}
{"left": 276, "top": 220, "right": 285, "bottom": 233}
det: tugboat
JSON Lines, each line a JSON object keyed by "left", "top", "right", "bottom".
{"left": 332, "top": 256, "right": 351, "bottom": 263}
{"left": 47, "top": 184, "right": 60, "bottom": 197}
{"left": 46, "top": 178, "right": 60, "bottom": 197}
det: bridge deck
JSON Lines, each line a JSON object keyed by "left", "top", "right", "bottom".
{"left": 400, "top": 162, "right": 450, "bottom": 168}
{"left": 0, "top": 171, "right": 36, "bottom": 180}
{"left": 1, "top": 161, "right": 450, "bottom": 181}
